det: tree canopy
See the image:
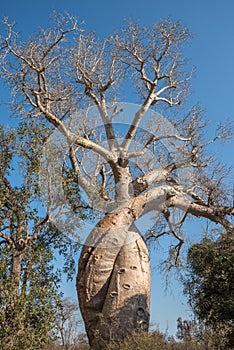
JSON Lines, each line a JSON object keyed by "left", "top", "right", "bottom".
{"left": 184, "top": 231, "right": 234, "bottom": 347}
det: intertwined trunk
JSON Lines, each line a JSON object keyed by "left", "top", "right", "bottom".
{"left": 77, "top": 167, "right": 150, "bottom": 349}
{"left": 77, "top": 223, "right": 150, "bottom": 349}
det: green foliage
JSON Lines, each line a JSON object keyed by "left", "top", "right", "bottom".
{"left": 184, "top": 231, "right": 234, "bottom": 348}
{"left": 97, "top": 329, "right": 223, "bottom": 350}
{"left": 0, "top": 125, "right": 81, "bottom": 349}
{"left": 46, "top": 327, "right": 234, "bottom": 350}
{"left": 0, "top": 240, "right": 61, "bottom": 349}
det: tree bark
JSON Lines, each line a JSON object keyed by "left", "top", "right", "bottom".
{"left": 10, "top": 247, "right": 24, "bottom": 295}
{"left": 77, "top": 219, "right": 150, "bottom": 350}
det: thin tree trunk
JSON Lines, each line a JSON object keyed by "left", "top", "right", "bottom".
{"left": 11, "top": 249, "right": 24, "bottom": 295}
{"left": 4, "top": 248, "right": 24, "bottom": 347}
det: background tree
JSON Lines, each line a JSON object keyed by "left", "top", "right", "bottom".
{"left": 54, "top": 298, "right": 83, "bottom": 350}
{"left": 176, "top": 317, "right": 195, "bottom": 342}
{"left": 0, "top": 124, "right": 80, "bottom": 350}
{"left": 0, "top": 14, "right": 233, "bottom": 349}
{"left": 183, "top": 230, "right": 234, "bottom": 348}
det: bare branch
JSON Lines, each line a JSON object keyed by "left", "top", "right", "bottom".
{"left": 41, "top": 23, "right": 77, "bottom": 62}
{"left": 29, "top": 213, "right": 50, "bottom": 242}
{"left": 155, "top": 96, "right": 181, "bottom": 106}
{"left": 128, "top": 133, "right": 191, "bottom": 160}
{"left": 0, "top": 231, "right": 14, "bottom": 246}
{"left": 72, "top": 134, "right": 113, "bottom": 161}
{"left": 167, "top": 192, "right": 234, "bottom": 231}
{"left": 132, "top": 159, "right": 194, "bottom": 196}
{"left": 121, "top": 98, "right": 155, "bottom": 151}
{"left": 128, "top": 186, "right": 234, "bottom": 231}
{"left": 69, "top": 144, "right": 113, "bottom": 209}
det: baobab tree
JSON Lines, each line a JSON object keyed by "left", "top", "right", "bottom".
{"left": 0, "top": 14, "right": 233, "bottom": 350}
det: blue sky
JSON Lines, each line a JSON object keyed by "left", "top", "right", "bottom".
{"left": 1, "top": 0, "right": 234, "bottom": 336}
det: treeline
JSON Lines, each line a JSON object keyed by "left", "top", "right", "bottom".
{"left": 45, "top": 325, "right": 234, "bottom": 350}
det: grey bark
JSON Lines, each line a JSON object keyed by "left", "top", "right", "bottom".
{"left": 77, "top": 222, "right": 150, "bottom": 349}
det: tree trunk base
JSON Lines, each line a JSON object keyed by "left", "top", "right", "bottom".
{"left": 77, "top": 227, "right": 150, "bottom": 350}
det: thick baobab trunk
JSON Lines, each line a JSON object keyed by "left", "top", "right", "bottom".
{"left": 76, "top": 161, "right": 151, "bottom": 349}
{"left": 77, "top": 217, "right": 150, "bottom": 349}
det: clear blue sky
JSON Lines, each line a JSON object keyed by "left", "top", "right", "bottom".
{"left": 1, "top": 0, "right": 234, "bottom": 336}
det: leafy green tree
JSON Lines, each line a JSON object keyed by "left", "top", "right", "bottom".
{"left": 0, "top": 125, "right": 80, "bottom": 350}
{"left": 184, "top": 231, "right": 234, "bottom": 348}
